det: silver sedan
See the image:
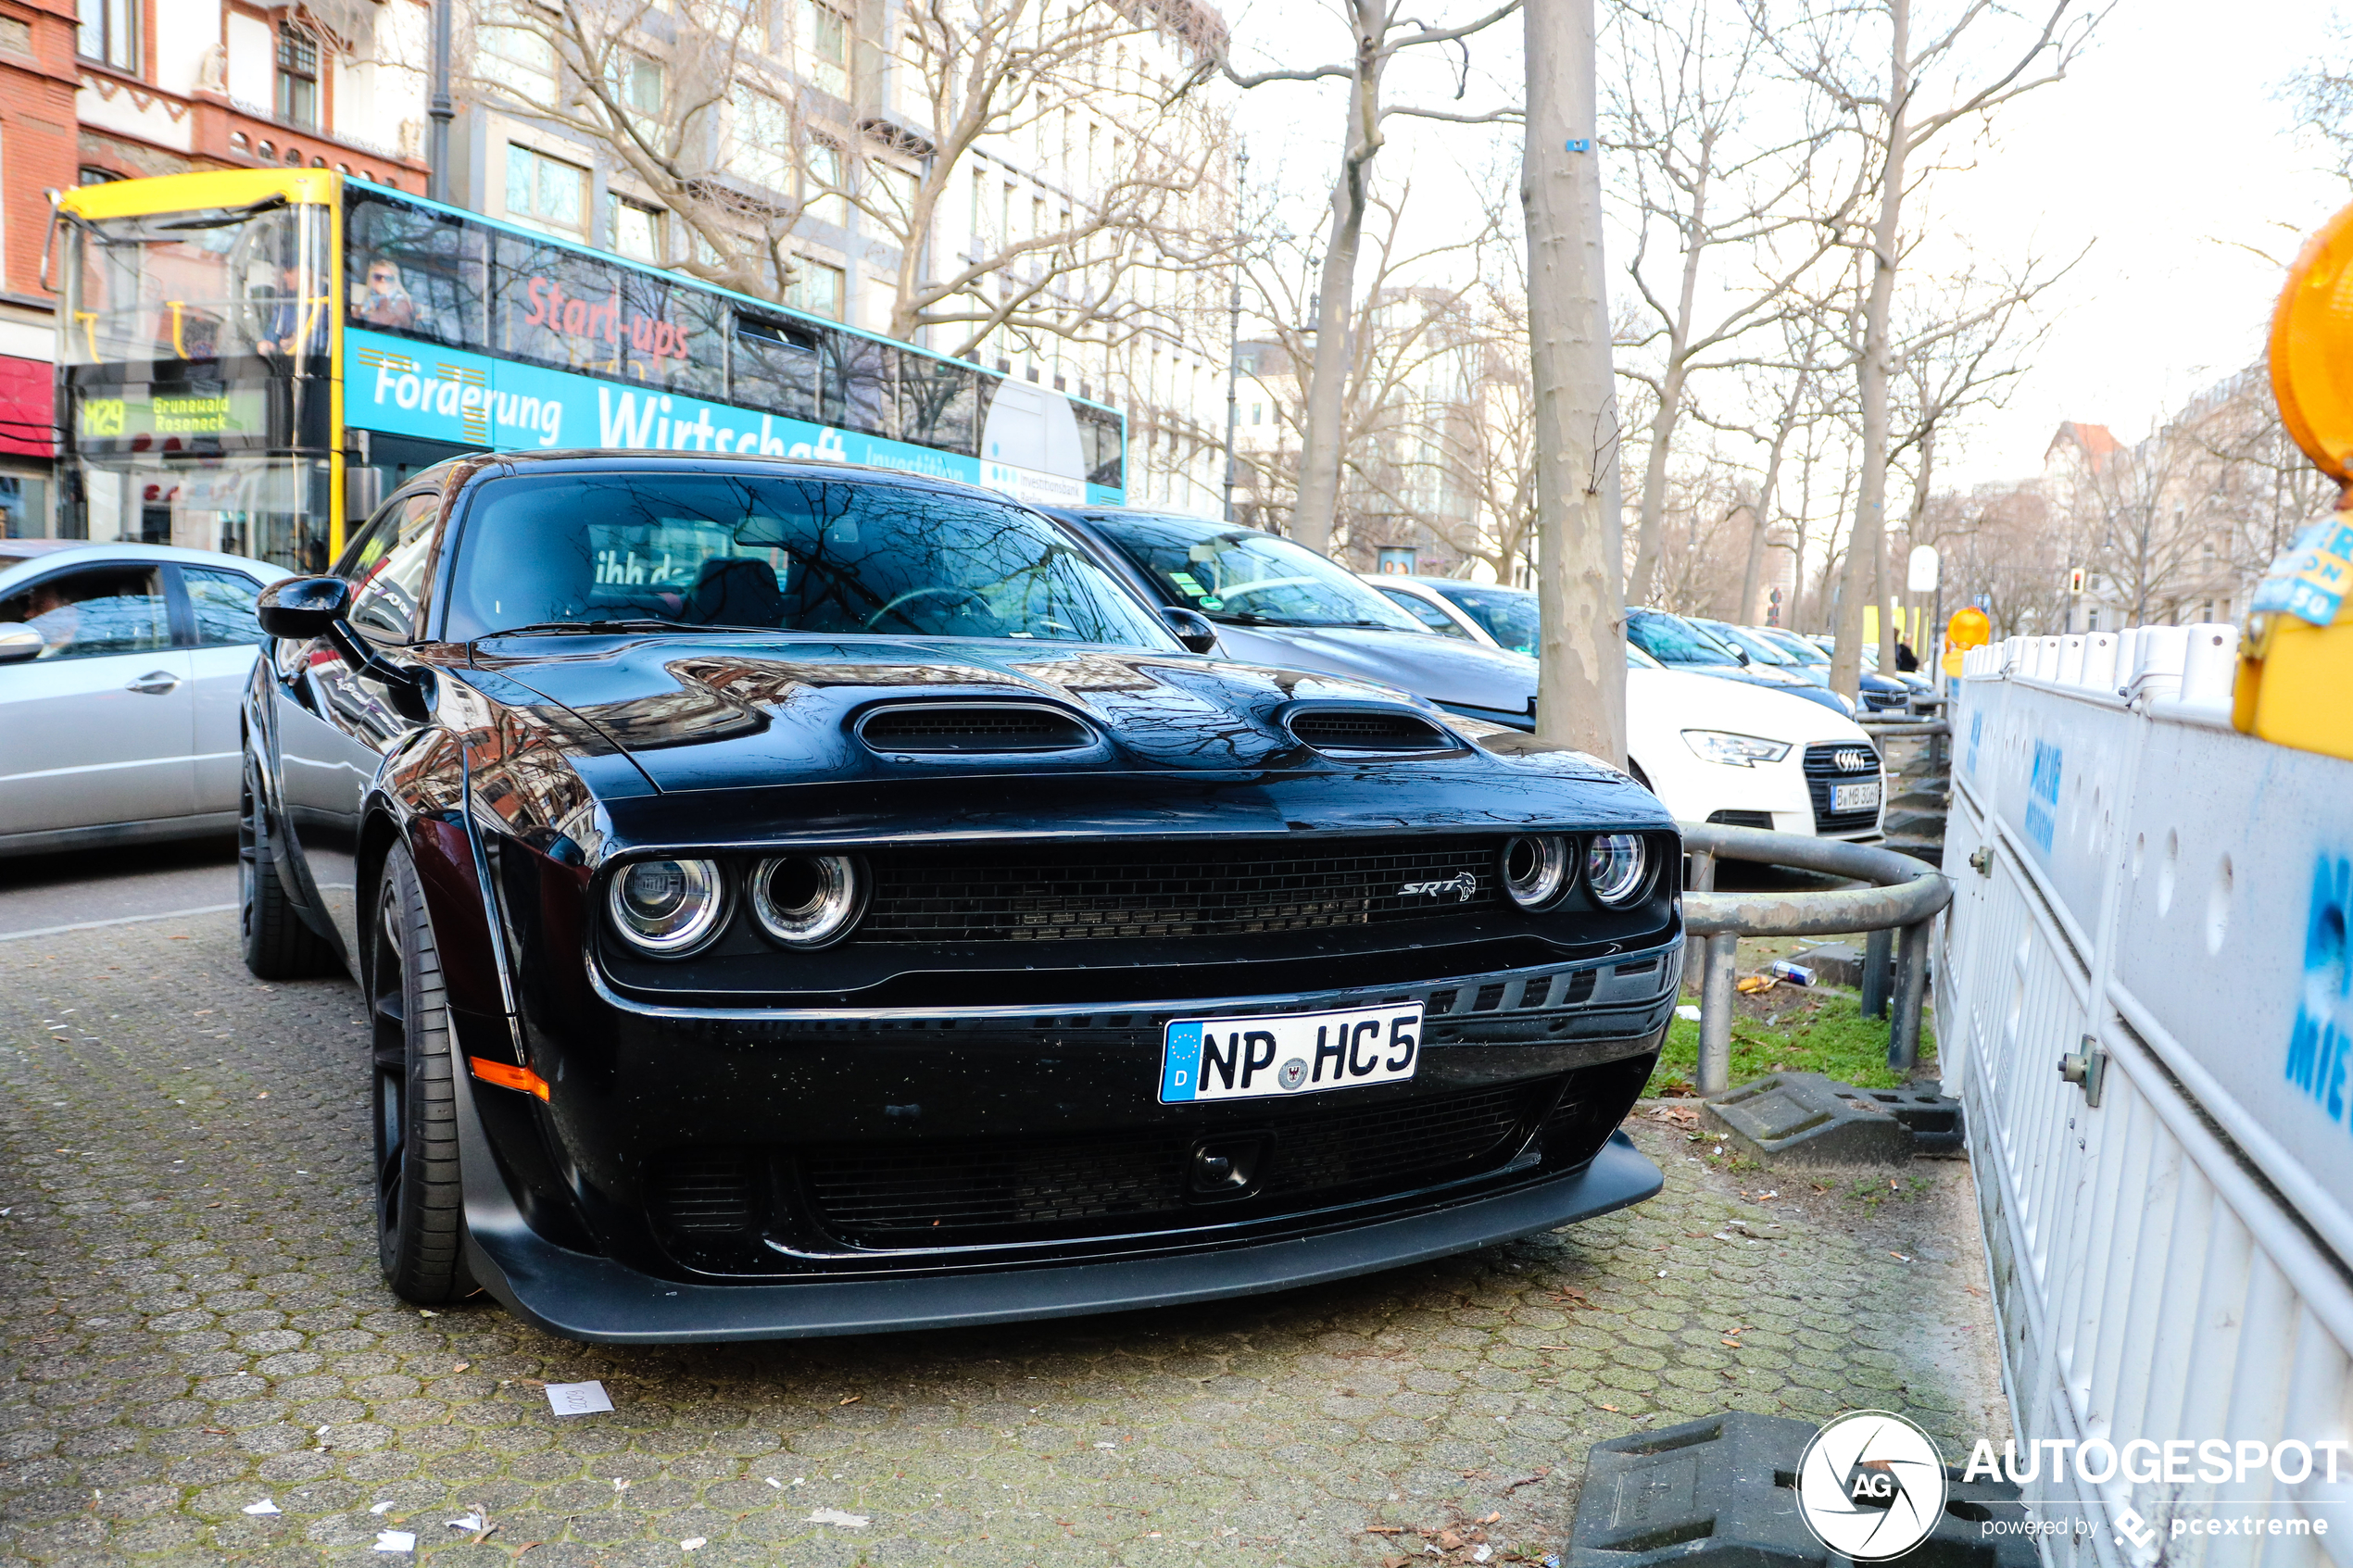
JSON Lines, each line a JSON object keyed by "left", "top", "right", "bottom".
{"left": 0, "top": 540, "right": 289, "bottom": 858}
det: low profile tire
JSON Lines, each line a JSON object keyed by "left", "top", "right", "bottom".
{"left": 239, "top": 750, "right": 339, "bottom": 980}
{"left": 371, "top": 843, "right": 475, "bottom": 1303}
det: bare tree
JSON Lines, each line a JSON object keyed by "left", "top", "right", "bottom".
{"left": 2287, "top": 36, "right": 2353, "bottom": 188}
{"left": 1605, "top": 0, "right": 1858, "bottom": 607}
{"left": 1211, "top": 0, "right": 1527, "bottom": 556}
{"left": 466, "top": 0, "right": 809, "bottom": 299}
{"left": 1525, "top": 0, "right": 1627, "bottom": 761}
{"left": 1769, "top": 0, "right": 2094, "bottom": 697}
{"left": 469, "top": 0, "right": 1232, "bottom": 359}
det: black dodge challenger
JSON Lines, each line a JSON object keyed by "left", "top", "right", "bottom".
{"left": 241, "top": 452, "right": 1680, "bottom": 1343}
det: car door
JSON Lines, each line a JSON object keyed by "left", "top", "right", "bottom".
{"left": 271, "top": 487, "right": 441, "bottom": 959}
{"left": 0, "top": 561, "right": 196, "bottom": 838}
{"left": 175, "top": 564, "right": 276, "bottom": 817}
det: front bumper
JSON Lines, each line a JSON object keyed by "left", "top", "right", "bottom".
{"left": 455, "top": 1019, "right": 1664, "bottom": 1343}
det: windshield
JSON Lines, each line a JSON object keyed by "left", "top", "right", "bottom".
{"left": 1757, "top": 627, "right": 1827, "bottom": 666}
{"left": 1696, "top": 619, "right": 1791, "bottom": 666}
{"left": 64, "top": 202, "right": 329, "bottom": 368}
{"left": 444, "top": 472, "right": 1176, "bottom": 647}
{"left": 1090, "top": 515, "right": 1428, "bottom": 632}
{"left": 1626, "top": 609, "right": 1743, "bottom": 668}
{"left": 1429, "top": 582, "right": 1540, "bottom": 655}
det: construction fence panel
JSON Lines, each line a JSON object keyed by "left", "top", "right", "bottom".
{"left": 1943, "top": 632, "right": 2353, "bottom": 1568}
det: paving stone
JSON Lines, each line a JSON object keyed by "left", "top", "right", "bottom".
{"left": 0, "top": 914, "right": 2003, "bottom": 1564}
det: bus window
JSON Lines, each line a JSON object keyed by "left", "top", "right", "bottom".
{"left": 344, "top": 188, "right": 487, "bottom": 350}
{"left": 824, "top": 334, "right": 896, "bottom": 439}
{"left": 900, "top": 354, "right": 976, "bottom": 456}
{"left": 491, "top": 231, "right": 724, "bottom": 396}
{"left": 732, "top": 318, "right": 820, "bottom": 422}
{"left": 1076, "top": 402, "right": 1124, "bottom": 491}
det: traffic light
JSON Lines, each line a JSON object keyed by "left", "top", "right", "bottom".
{"left": 2068, "top": 568, "right": 2086, "bottom": 595}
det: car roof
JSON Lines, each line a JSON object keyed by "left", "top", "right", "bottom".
{"left": 455, "top": 449, "right": 1033, "bottom": 509}
{"left": 0, "top": 540, "right": 291, "bottom": 586}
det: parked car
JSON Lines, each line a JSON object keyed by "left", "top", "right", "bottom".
{"left": 1624, "top": 608, "right": 1856, "bottom": 718}
{"left": 1366, "top": 578, "right": 1886, "bottom": 840}
{"left": 1743, "top": 624, "right": 1912, "bottom": 711}
{"left": 0, "top": 540, "right": 288, "bottom": 858}
{"left": 244, "top": 453, "right": 1678, "bottom": 1341}
{"left": 1045, "top": 510, "right": 1546, "bottom": 730}
{"left": 1370, "top": 574, "right": 1541, "bottom": 656}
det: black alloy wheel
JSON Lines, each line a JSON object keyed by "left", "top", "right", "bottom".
{"left": 239, "top": 747, "right": 339, "bottom": 980}
{"left": 370, "top": 843, "right": 474, "bottom": 1302}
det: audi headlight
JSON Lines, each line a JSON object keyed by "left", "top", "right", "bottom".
{"left": 1501, "top": 834, "right": 1570, "bottom": 910}
{"left": 1680, "top": 730, "right": 1793, "bottom": 768}
{"left": 608, "top": 859, "right": 728, "bottom": 956}
{"left": 749, "top": 854, "right": 864, "bottom": 948}
{"left": 1584, "top": 834, "right": 1650, "bottom": 906}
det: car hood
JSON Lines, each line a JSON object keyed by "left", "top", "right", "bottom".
{"left": 1628, "top": 665, "right": 1875, "bottom": 745}
{"left": 462, "top": 633, "right": 1602, "bottom": 797}
{"left": 1202, "top": 622, "right": 1536, "bottom": 720}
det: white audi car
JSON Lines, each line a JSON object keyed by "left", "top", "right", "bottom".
{"left": 0, "top": 540, "right": 288, "bottom": 857}
{"left": 1369, "top": 575, "right": 1886, "bottom": 839}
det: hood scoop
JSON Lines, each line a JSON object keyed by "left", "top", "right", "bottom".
{"left": 858, "top": 701, "right": 1097, "bottom": 755}
{"left": 1289, "top": 709, "right": 1458, "bottom": 754}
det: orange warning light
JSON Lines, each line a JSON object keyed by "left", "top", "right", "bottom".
{"left": 2271, "top": 200, "right": 2353, "bottom": 483}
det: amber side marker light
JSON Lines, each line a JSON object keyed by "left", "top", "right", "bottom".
{"left": 470, "top": 1057, "right": 549, "bottom": 1101}
{"left": 2271, "top": 199, "right": 2353, "bottom": 482}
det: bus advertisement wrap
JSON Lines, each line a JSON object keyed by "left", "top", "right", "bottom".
{"left": 345, "top": 328, "right": 1103, "bottom": 508}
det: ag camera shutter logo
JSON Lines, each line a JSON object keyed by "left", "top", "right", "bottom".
{"left": 1795, "top": 1411, "right": 1949, "bottom": 1560}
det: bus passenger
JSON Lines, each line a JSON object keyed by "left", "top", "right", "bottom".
{"left": 354, "top": 255, "right": 419, "bottom": 331}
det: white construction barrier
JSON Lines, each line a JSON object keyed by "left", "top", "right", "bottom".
{"left": 1944, "top": 626, "right": 2353, "bottom": 1568}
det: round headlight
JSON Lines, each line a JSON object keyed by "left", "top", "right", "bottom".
{"left": 1501, "top": 834, "right": 1570, "bottom": 910}
{"left": 607, "top": 859, "right": 727, "bottom": 956}
{"left": 1585, "top": 834, "right": 1650, "bottom": 907}
{"left": 749, "top": 854, "right": 864, "bottom": 948}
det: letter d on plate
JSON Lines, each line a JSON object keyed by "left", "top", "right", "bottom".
{"left": 1162, "top": 1022, "right": 1203, "bottom": 1102}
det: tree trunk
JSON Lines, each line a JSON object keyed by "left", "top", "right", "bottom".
{"left": 1830, "top": 0, "right": 1908, "bottom": 702}
{"left": 1524, "top": 0, "right": 1625, "bottom": 762}
{"left": 1290, "top": 2, "right": 1385, "bottom": 555}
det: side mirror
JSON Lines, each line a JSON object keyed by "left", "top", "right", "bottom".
{"left": 0, "top": 622, "right": 44, "bottom": 665}
{"left": 257, "top": 575, "right": 353, "bottom": 640}
{"left": 1163, "top": 606, "right": 1219, "bottom": 654}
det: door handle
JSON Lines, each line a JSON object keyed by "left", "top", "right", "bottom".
{"left": 125, "top": 671, "right": 181, "bottom": 696}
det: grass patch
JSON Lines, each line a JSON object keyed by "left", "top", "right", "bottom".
{"left": 1645, "top": 992, "right": 1931, "bottom": 1097}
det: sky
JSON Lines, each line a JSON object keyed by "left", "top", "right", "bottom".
{"left": 1214, "top": 0, "right": 2348, "bottom": 493}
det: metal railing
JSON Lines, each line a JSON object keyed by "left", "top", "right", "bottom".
{"left": 1680, "top": 822, "right": 1952, "bottom": 1096}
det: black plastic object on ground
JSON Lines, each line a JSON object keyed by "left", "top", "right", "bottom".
{"left": 1567, "top": 1411, "right": 2035, "bottom": 1568}
{"left": 1705, "top": 1072, "right": 1964, "bottom": 1164}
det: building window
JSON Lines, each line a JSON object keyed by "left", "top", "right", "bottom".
{"left": 802, "top": 2, "right": 849, "bottom": 98}
{"left": 505, "top": 144, "right": 587, "bottom": 233}
{"left": 79, "top": 0, "right": 134, "bottom": 69}
{"left": 276, "top": 23, "right": 321, "bottom": 129}
{"left": 482, "top": 21, "right": 556, "bottom": 100}
{"left": 804, "top": 142, "right": 846, "bottom": 226}
{"left": 620, "top": 55, "right": 663, "bottom": 114}
{"left": 786, "top": 259, "right": 844, "bottom": 320}
{"left": 607, "top": 194, "right": 663, "bottom": 260}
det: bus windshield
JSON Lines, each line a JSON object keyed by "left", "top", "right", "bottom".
{"left": 63, "top": 202, "right": 328, "bottom": 367}
{"left": 445, "top": 471, "right": 1177, "bottom": 648}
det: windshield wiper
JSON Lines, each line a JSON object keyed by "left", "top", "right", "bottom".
{"left": 482, "top": 619, "right": 774, "bottom": 636}
{"left": 1208, "top": 612, "right": 1409, "bottom": 631}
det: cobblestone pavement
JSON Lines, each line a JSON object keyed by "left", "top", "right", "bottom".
{"left": 0, "top": 912, "right": 2003, "bottom": 1568}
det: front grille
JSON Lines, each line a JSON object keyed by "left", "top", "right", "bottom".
{"left": 799, "top": 1079, "right": 1549, "bottom": 1243}
{"left": 859, "top": 836, "right": 1502, "bottom": 942}
{"left": 1802, "top": 741, "right": 1882, "bottom": 834}
{"left": 860, "top": 703, "right": 1092, "bottom": 752}
{"left": 1290, "top": 709, "right": 1454, "bottom": 752}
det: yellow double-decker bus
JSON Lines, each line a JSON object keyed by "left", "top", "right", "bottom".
{"left": 56, "top": 168, "right": 1127, "bottom": 571}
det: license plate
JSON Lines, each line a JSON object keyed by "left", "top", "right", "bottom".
{"left": 1160, "top": 1002, "right": 1423, "bottom": 1104}
{"left": 1833, "top": 779, "right": 1881, "bottom": 812}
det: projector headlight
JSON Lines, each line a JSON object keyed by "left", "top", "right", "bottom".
{"left": 608, "top": 859, "right": 728, "bottom": 956}
{"left": 749, "top": 854, "right": 864, "bottom": 948}
{"left": 1500, "top": 834, "right": 1570, "bottom": 910}
{"left": 1680, "top": 730, "right": 1793, "bottom": 768}
{"left": 1584, "top": 834, "right": 1650, "bottom": 907}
